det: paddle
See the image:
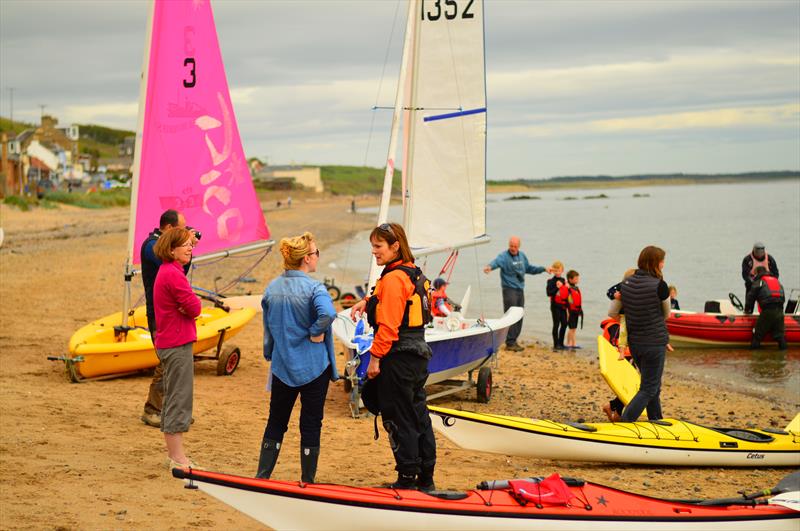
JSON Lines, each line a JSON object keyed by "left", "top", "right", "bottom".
{"left": 697, "top": 471, "right": 800, "bottom": 506}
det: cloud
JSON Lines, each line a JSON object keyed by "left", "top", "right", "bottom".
{"left": 61, "top": 102, "right": 139, "bottom": 129}
{"left": 592, "top": 104, "right": 800, "bottom": 132}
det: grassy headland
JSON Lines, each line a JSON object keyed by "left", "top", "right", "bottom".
{"left": 319, "top": 165, "right": 401, "bottom": 196}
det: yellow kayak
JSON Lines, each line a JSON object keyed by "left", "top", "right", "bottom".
{"left": 65, "top": 305, "right": 256, "bottom": 381}
{"left": 429, "top": 406, "right": 800, "bottom": 467}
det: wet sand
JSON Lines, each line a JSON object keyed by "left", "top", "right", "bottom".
{"left": 0, "top": 197, "right": 796, "bottom": 530}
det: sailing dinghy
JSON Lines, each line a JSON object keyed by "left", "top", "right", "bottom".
{"left": 172, "top": 467, "right": 800, "bottom": 530}
{"left": 60, "top": 0, "right": 272, "bottom": 381}
{"left": 332, "top": 0, "right": 522, "bottom": 414}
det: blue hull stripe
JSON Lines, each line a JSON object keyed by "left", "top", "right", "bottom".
{"left": 423, "top": 107, "right": 487, "bottom": 123}
{"left": 352, "top": 325, "right": 510, "bottom": 383}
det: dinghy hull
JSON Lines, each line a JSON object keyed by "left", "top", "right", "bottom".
{"left": 68, "top": 305, "right": 255, "bottom": 379}
{"left": 172, "top": 468, "right": 799, "bottom": 531}
{"left": 333, "top": 307, "right": 522, "bottom": 386}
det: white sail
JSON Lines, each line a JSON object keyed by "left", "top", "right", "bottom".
{"left": 403, "top": 0, "right": 487, "bottom": 251}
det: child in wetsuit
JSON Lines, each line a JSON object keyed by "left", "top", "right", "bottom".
{"left": 546, "top": 261, "right": 567, "bottom": 350}
{"left": 563, "top": 270, "right": 582, "bottom": 349}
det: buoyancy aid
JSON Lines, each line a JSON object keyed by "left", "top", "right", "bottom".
{"left": 749, "top": 251, "right": 770, "bottom": 280}
{"left": 430, "top": 287, "right": 452, "bottom": 317}
{"left": 760, "top": 274, "right": 785, "bottom": 306}
{"left": 566, "top": 285, "right": 582, "bottom": 313}
{"left": 366, "top": 263, "right": 432, "bottom": 334}
{"left": 600, "top": 318, "right": 620, "bottom": 347}
{"left": 552, "top": 281, "right": 569, "bottom": 307}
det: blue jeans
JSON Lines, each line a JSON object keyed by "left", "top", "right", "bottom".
{"left": 621, "top": 344, "right": 665, "bottom": 421}
{"left": 502, "top": 287, "right": 524, "bottom": 345}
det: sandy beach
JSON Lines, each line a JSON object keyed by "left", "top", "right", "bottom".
{"left": 0, "top": 196, "right": 796, "bottom": 530}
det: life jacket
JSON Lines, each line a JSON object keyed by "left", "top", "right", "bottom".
{"left": 600, "top": 318, "right": 620, "bottom": 347}
{"left": 749, "top": 252, "right": 770, "bottom": 280}
{"left": 366, "top": 263, "right": 432, "bottom": 333}
{"left": 430, "top": 287, "right": 452, "bottom": 317}
{"left": 552, "top": 281, "right": 569, "bottom": 307}
{"left": 760, "top": 274, "right": 785, "bottom": 306}
{"left": 566, "top": 285, "right": 582, "bottom": 312}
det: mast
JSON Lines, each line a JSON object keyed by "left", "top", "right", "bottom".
{"left": 120, "top": 0, "right": 155, "bottom": 330}
{"left": 368, "top": 0, "right": 418, "bottom": 289}
{"left": 401, "top": 0, "right": 420, "bottom": 231}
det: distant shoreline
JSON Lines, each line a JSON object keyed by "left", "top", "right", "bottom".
{"left": 487, "top": 174, "right": 799, "bottom": 193}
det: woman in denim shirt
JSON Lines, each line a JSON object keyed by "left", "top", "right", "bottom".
{"left": 256, "top": 232, "right": 339, "bottom": 483}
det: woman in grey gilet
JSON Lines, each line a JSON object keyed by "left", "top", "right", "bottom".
{"left": 617, "top": 246, "right": 672, "bottom": 421}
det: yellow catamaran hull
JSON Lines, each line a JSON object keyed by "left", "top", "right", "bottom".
{"left": 67, "top": 305, "right": 255, "bottom": 380}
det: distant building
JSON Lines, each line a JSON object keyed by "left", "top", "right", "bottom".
{"left": 97, "top": 156, "right": 133, "bottom": 173}
{"left": 118, "top": 136, "right": 135, "bottom": 157}
{"left": 254, "top": 165, "right": 324, "bottom": 193}
{"left": 1, "top": 115, "right": 81, "bottom": 196}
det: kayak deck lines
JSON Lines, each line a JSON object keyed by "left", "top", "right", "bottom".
{"left": 430, "top": 406, "right": 800, "bottom": 466}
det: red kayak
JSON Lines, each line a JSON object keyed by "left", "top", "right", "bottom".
{"left": 667, "top": 311, "right": 800, "bottom": 347}
{"left": 172, "top": 468, "right": 799, "bottom": 530}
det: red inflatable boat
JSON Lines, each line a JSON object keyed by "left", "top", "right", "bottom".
{"left": 666, "top": 295, "right": 800, "bottom": 347}
{"left": 667, "top": 312, "right": 800, "bottom": 347}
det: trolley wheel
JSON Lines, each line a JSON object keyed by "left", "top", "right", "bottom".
{"left": 327, "top": 285, "right": 341, "bottom": 301}
{"left": 728, "top": 292, "right": 744, "bottom": 312}
{"left": 476, "top": 366, "right": 492, "bottom": 403}
{"left": 339, "top": 292, "right": 358, "bottom": 309}
{"left": 216, "top": 345, "right": 241, "bottom": 376}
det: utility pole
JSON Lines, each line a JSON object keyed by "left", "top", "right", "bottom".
{"left": 38, "top": 103, "right": 46, "bottom": 123}
{"left": 7, "top": 87, "right": 14, "bottom": 125}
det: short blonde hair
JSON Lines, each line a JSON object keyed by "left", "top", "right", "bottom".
{"left": 551, "top": 261, "right": 564, "bottom": 271}
{"left": 153, "top": 227, "right": 193, "bottom": 262}
{"left": 623, "top": 268, "right": 636, "bottom": 280}
{"left": 280, "top": 232, "right": 315, "bottom": 270}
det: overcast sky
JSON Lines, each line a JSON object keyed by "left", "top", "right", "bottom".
{"left": 1, "top": 0, "right": 798, "bottom": 179}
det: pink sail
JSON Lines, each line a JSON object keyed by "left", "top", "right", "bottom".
{"left": 131, "top": 0, "right": 269, "bottom": 265}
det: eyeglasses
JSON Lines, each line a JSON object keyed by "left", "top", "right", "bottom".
{"left": 178, "top": 241, "right": 194, "bottom": 249}
{"left": 308, "top": 249, "right": 320, "bottom": 257}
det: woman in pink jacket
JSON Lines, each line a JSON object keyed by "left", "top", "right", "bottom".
{"left": 153, "top": 227, "right": 202, "bottom": 469}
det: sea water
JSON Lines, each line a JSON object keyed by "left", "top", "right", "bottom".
{"left": 322, "top": 179, "right": 800, "bottom": 405}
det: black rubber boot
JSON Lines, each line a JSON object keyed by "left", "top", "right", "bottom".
{"left": 388, "top": 473, "right": 417, "bottom": 490}
{"left": 416, "top": 466, "right": 435, "bottom": 493}
{"left": 256, "top": 438, "right": 281, "bottom": 479}
{"left": 300, "top": 446, "right": 320, "bottom": 483}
